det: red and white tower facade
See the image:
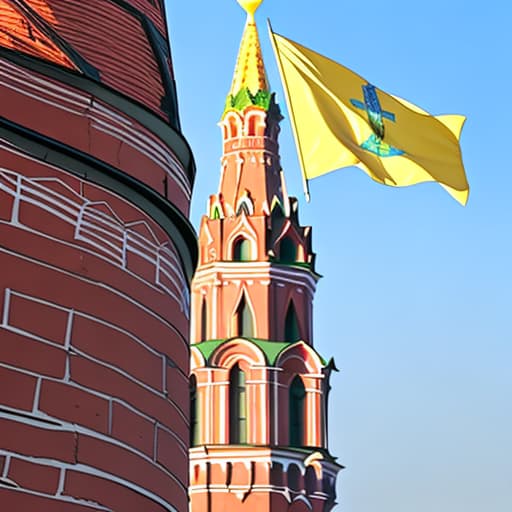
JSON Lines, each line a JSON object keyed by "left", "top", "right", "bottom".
{"left": 189, "top": 2, "right": 342, "bottom": 511}
{"left": 0, "top": 1, "right": 196, "bottom": 511}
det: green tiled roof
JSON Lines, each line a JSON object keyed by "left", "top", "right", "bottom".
{"left": 192, "top": 339, "right": 227, "bottom": 362}
{"left": 192, "top": 338, "right": 327, "bottom": 366}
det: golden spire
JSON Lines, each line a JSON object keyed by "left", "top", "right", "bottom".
{"left": 229, "top": 0, "right": 269, "bottom": 97}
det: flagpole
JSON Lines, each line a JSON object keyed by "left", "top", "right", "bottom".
{"left": 267, "top": 19, "right": 311, "bottom": 203}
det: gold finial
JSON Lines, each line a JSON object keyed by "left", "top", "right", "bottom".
{"left": 237, "top": 0, "right": 263, "bottom": 18}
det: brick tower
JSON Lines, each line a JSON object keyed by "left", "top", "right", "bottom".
{"left": 189, "top": 1, "right": 341, "bottom": 511}
{"left": 0, "top": 1, "right": 196, "bottom": 511}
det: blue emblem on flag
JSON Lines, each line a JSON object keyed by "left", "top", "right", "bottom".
{"left": 350, "top": 84, "right": 405, "bottom": 157}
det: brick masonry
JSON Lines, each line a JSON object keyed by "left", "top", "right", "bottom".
{"left": 0, "top": 1, "right": 194, "bottom": 511}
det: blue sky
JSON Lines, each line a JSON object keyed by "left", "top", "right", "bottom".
{"left": 166, "top": 1, "right": 511, "bottom": 510}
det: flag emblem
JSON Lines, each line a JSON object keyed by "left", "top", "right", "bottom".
{"left": 350, "top": 84, "right": 405, "bottom": 158}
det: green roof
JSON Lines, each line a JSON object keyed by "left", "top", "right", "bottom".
{"left": 192, "top": 339, "right": 227, "bottom": 362}
{"left": 222, "top": 89, "right": 282, "bottom": 120}
{"left": 192, "top": 338, "right": 327, "bottom": 366}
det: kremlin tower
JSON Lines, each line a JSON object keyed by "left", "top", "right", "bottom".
{"left": 189, "top": 1, "right": 342, "bottom": 510}
{"left": 0, "top": 1, "right": 195, "bottom": 511}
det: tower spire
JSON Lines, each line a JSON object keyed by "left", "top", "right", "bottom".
{"left": 189, "top": 2, "right": 341, "bottom": 510}
{"left": 225, "top": 0, "right": 271, "bottom": 115}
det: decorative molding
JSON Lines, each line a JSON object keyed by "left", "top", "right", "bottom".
{"left": 0, "top": 168, "right": 189, "bottom": 312}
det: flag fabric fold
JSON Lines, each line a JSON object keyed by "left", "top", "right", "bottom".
{"left": 269, "top": 28, "right": 469, "bottom": 205}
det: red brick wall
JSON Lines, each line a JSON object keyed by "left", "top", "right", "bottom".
{"left": 0, "top": 1, "right": 194, "bottom": 509}
{"left": 0, "top": 143, "right": 190, "bottom": 511}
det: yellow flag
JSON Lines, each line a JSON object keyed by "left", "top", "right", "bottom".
{"left": 269, "top": 28, "right": 469, "bottom": 205}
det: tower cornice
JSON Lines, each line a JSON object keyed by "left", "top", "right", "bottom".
{"left": 192, "top": 262, "right": 320, "bottom": 288}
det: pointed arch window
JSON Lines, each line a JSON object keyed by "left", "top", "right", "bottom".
{"left": 200, "top": 298, "right": 208, "bottom": 342}
{"left": 211, "top": 205, "right": 221, "bottom": 220}
{"left": 233, "top": 237, "right": 252, "bottom": 261}
{"left": 229, "top": 364, "right": 247, "bottom": 444}
{"left": 236, "top": 196, "right": 253, "bottom": 216}
{"left": 289, "top": 376, "right": 306, "bottom": 447}
{"left": 237, "top": 202, "right": 251, "bottom": 216}
{"left": 190, "top": 375, "right": 199, "bottom": 446}
{"left": 285, "top": 302, "right": 301, "bottom": 342}
{"left": 228, "top": 116, "right": 238, "bottom": 138}
{"left": 271, "top": 197, "right": 284, "bottom": 217}
{"left": 247, "top": 114, "right": 257, "bottom": 136}
{"left": 305, "top": 466, "right": 317, "bottom": 495}
{"left": 233, "top": 294, "right": 254, "bottom": 338}
{"left": 280, "top": 237, "right": 297, "bottom": 263}
{"left": 288, "top": 463, "right": 302, "bottom": 491}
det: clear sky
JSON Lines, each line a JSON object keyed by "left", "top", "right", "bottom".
{"left": 166, "top": 1, "right": 512, "bottom": 510}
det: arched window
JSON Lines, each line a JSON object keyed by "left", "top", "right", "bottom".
{"left": 229, "top": 364, "right": 247, "bottom": 444}
{"left": 233, "top": 294, "right": 254, "bottom": 338}
{"left": 190, "top": 375, "right": 199, "bottom": 446}
{"left": 248, "top": 115, "right": 257, "bottom": 136}
{"left": 233, "top": 237, "right": 252, "bottom": 261}
{"left": 270, "top": 462, "right": 284, "bottom": 487}
{"left": 285, "top": 302, "right": 301, "bottom": 342}
{"left": 193, "top": 464, "right": 200, "bottom": 484}
{"left": 228, "top": 117, "right": 238, "bottom": 138}
{"left": 305, "top": 466, "right": 317, "bottom": 495}
{"left": 289, "top": 376, "right": 306, "bottom": 447}
{"left": 280, "top": 237, "right": 296, "bottom": 263}
{"left": 287, "top": 463, "right": 302, "bottom": 491}
{"left": 200, "top": 299, "right": 207, "bottom": 342}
